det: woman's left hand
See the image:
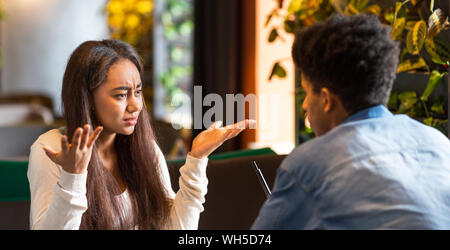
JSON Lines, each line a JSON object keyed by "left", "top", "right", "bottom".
{"left": 189, "top": 119, "right": 256, "bottom": 159}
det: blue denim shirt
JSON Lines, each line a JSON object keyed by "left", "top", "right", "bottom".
{"left": 252, "top": 105, "right": 450, "bottom": 229}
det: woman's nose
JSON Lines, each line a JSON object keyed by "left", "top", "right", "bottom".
{"left": 127, "top": 96, "right": 141, "bottom": 113}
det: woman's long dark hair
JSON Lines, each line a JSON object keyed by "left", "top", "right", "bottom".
{"left": 61, "top": 39, "right": 171, "bottom": 229}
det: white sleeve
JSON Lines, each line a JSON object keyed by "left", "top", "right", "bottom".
{"left": 27, "top": 141, "right": 88, "bottom": 230}
{"left": 153, "top": 143, "right": 208, "bottom": 230}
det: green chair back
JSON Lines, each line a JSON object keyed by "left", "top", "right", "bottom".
{"left": 167, "top": 147, "right": 276, "bottom": 165}
{"left": 0, "top": 160, "right": 30, "bottom": 202}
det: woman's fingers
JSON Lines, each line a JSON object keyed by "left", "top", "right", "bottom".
{"left": 222, "top": 127, "right": 244, "bottom": 141}
{"left": 79, "top": 125, "right": 90, "bottom": 149}
{"left": 61, "top": 135, "right": 69, "bottom": 152}
{"left": 87, "top": 126, "right": 103, "bottom": 148}
{"left": 221, "top": 119, "right": 256, "bottom": 139}
{"left": 224, "top": 121, "right": 244, "bottom": 130}
{"left": 223, "top": 119, "right": 256, "bottom": 130}
{"left": 230, "top": 128, "right": 245, "bottom": 138}
{"left": 207, "top": 121, "right": 223, "bottom": 131}
{"left": 43, "top": 146, "right": 60, "bottom": 164}
{"left": 71, "top": 127, "right": 83, "bottom": 150}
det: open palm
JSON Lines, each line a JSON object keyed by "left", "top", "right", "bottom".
{"left": 43, "top": 125, "right": 103, "bottom": 174}
{"left": 190, "top": 119, "right": 256, "bottom": 159}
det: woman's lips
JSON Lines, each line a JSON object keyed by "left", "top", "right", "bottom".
{"left": 124, "top": 118, "right": 137, "bottom": 126}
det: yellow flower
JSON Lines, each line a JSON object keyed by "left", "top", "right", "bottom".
{"left": 124, "top": 0, "right": 137, "bottom": 6}
{"left": 125, "top": 14, "right": 140, "bottom": 30}
{"left": 108, "top": 12, "right": 125, "bottom": 28}
{"left": 107, "top": 0, "right": 123, "bottom": 15}
{"left": 136, "top": 0, "right": 153, "bottom": 14}
{"left": 123, "top": 0, "right": 137, "bottom": 11}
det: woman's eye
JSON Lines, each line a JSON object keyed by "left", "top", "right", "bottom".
{"left": 115, "top": 94, "right": 127, "bottom": 99}
{"left": 135, "top": 90, "right": 142, "bottom": 95}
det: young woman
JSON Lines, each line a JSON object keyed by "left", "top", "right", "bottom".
{"left": 27, "top": 39, "right": 253, "bottom": 230}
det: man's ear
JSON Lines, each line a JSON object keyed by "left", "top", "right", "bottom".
{"left": 320, "top": 88, "right": 334, "bottom": 112}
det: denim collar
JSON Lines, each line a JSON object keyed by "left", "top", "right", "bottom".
{"left": 341, "top": 105, "right": 393, "bottom": 125}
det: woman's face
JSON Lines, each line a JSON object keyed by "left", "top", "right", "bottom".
{"left": 93, "top": 59, "right": 143, "bottom": 136}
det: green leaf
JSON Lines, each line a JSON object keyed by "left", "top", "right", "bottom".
{"left": 394, "top": 1, "right": 406, "bottom": 19}
{"left": 422, "top": 117, "right": 448, "bottom": 135}
{"left": 406, "top": 29, "right": 415, "bottom": 54}
{"left": 268, "top": 62, "right": 287, "bottom": 81}
{"left": 431, "top": 57, "right": 447, "bottom": 65}
{"left": 287, "top": 0, "right": 304, "bottom": 14}
{"left": 388, "top": 92, "right": 399, "bottom": 110}
{"left": 344, "top": 4, "right": 360, "bottom": 15}
{"left": 391, "top": 17, "right": 406, "bottom": 40}
{"left": 405, "top": 21, "right": 427, "bottom": 55}
{"left": 424, "top": 38, "right": 446, "bottom": 64}
{"left": 364, "top": 4, "right": 381, "bottom": 16}
{"left": 397, "top": 58, "right": 426, "bottom": 73}
{"left": 164, "top": 25, "right": 178, "bottom": 40}
{"left": 265, "top": 13, "right": 274, "bottom": 27}
{"left": 412, "top": 20, "right": 427, "bottom": 53}
{"left": 399, "top": 47, "right": 409, "bottom": 63}
{"left": 170, "top": 47, "right": 184, "bottom": 62}
{"left": 405, "top": 20, "right": 417, "bottom": 31}
{"left": 179, "top": 20, "right": 194, "bottom": 36}
{"left": 420, "top": 70, "right": 446, "bottom": 102}
{"left": 427, "top": 9, "right": 450, "bottom": 38}
{"left": 265, "top": 9, "right": 278, "bottom": 27}
{"left": 424, "top": 38, "right": 439, "bottom": 58}
{"left": 268, "top": 28, "right": 278, "bottom": 43}
{"left": 284, "top": 19, "right": 296, "bottom": 34}
{"left": 423, "top": 117, "right": 434, "bottom": 126}
{"left": 433, "top": 38, "right": 450, "bottom": 61}
{"left": 332, "top": 0, "right": 347, "bottom": 14}
{"left": 353, "top": 0, "right": 369, "bottom": 11}
{"left": 430, "top": 99, "right": 445, "bottom": 114}
{"left": 385, "top": 12, "right": 394, "bottom": 24}
{"left": 398, "top": 91, "right": 418, "bottom": 113}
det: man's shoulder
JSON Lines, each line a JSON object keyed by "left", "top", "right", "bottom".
{"left": 280, "top": 134, "right": 343, "bottom": 188}
{"left": 283, "top": 124, "right": 356, "bottom": 170}
{"left": 281, "top": 114, "right": 450, "bottom": 188}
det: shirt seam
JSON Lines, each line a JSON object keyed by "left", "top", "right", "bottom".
{"left": 277, "top": 167, "right": 324, "bottom": 229}
{"left": 304, "top": 145, "right": 442, "bottom": 193}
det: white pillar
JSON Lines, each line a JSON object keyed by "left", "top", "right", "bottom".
{"left": 1, "top": 0, "right": 109, "bottom": 116}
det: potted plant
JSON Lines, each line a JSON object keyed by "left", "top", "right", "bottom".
{"left": 266, "top": 0, "right": 450, "bottom": 141}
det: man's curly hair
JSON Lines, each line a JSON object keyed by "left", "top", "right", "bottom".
{"left": 292, "top": 14, "right": 400, "bottom": 114}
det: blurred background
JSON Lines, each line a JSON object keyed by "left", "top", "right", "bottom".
{"left": 0, "top": 0, "right": 303, "bottom": 162}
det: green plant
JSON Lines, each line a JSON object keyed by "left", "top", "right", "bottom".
{"left": 159, "top": 0, "right": 194, "bottom": 108}
{"left": 266, "top": 0, "right": 450, "bottom": 137}
{"left": 387, "top": 0, "right": 449, "bottom": 134}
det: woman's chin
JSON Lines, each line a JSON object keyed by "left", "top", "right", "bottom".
{"left": 119, "top": 126, "right": 135, "bottom": 135}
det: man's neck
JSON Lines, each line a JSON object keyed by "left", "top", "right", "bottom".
{"left": 327, "top": 104, "right": 350, "bottom": 133}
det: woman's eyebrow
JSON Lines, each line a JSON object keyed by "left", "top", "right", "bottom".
{"left": 111, "top": 83, "right": 142, "bottom": 91}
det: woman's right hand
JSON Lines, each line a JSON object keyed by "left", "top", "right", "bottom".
{"left": 43, "top": 125, "right": 103, "bottom": 174}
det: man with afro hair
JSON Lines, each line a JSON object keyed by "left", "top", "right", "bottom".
{"left": 252, "top": 14, "right": 450, "bottom": 229}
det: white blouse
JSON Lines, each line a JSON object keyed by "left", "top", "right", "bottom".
{"left": 27, "top": 128, "right": 208, "bottom": 230}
